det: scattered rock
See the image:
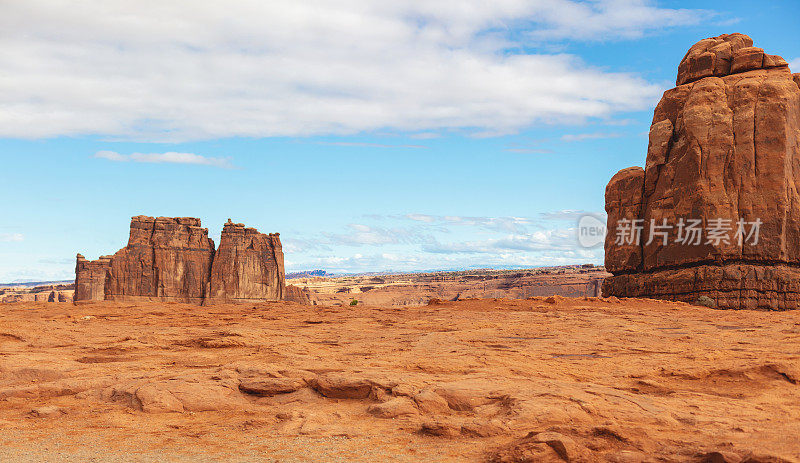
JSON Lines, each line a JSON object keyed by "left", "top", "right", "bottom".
{"left": 28, "top": 406, "right": 65, "bottom": 418}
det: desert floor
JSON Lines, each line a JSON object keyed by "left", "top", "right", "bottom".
{"left": 0, "top": 297, "right": 798, "bottom": 462}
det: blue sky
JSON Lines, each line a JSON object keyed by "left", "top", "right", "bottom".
{"left": 1, "top": 0, "right": 799, "bottom": 282}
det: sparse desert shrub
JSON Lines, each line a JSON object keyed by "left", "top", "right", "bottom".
{"left": 696, "top": 295, "right": 716, "bottom": 308}
{"left": 350, "top": 299, "right": 358, "bottom": 306}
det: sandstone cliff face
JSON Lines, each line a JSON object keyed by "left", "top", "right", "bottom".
{"left": 206, "top": 220, "right": 285, "bottom": 304}
{"left": 604, "top": 33, "right": 800, "bottom": 309}
{"left": 74, "top": 216, "right": 285, "bottom": 305}
{"left": 105, "top": 216, "right": 215, "bottom": 304}
{"left": 75, "top": 254, "right": 112, "bottom": 302}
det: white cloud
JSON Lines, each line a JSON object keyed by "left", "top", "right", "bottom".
{"left": 283, "top": 211, "right": 609, "bottom": 273}
{"left": 422, "top": 229, "right": 577, "bottom": 254}
{"left": 561, "top": 132, "right": 622, "bottom": 142}
{"left": 789, "top": 58, "right": 800, "bottom": 72}
{"left": 0, "top": 233, "right": 24, "bottom": 242}
{"left": 540, "top": 210, "right": 605, "bottom": 221}
{"left": 318, "top": 142, "right": 427, "bottom": 149}
{"left": 324, "top": 224, "right": 433, "bottom": 246}
{"left": 287, "top": 246, "right": 603, "bottom": 274}
{"left": 403, "top": 214, "right": 533, "bottom": 233}
{"left": 0, "top": 1, "right": 708, "bottom": 141}
{"left": 525, "top": 0, "right": 711, "bottom": 41}
{"left": 94, "top": 151, "right": 233, "bottom": 168}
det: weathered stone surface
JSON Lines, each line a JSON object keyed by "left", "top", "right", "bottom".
{"left": 604, "top": 264, "right": 800, "bottom": 310}
{"left": 676, "top": 33, "right": 753, "bottom": 85}
{"left": 105, "top": 216, "right": 215, "bottom": 304}
{"left": 604, "top": 167, "right": 644, "bottom": 273}
{"left": 206, "top": 219, "right": 285, "bottom": 304}
{"left": 367, "top": 397, "right": 418, "bottom": 418}
{"left": 238, "top": 377, "right": 306, "bottom": 397}
{"left": 604, "top": 34, "right": 800, "bottom": 309}
{"left": 74, "top": 254, "right": 111, "bottom": 302}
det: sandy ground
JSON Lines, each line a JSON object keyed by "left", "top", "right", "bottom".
{"left": 0, "top": 297, "right": 798, "bottom": 462}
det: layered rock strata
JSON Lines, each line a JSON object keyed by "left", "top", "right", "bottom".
{"left": 74, "top": 217, "right": 285, "bottom": 304}
{"left": 603, "top": 33, "right": 800, "bottom": 309}
{"left": 74, "top": 254, "right": 112, "bottom": 303}
{"left": 105, "top": 216, "right": 215, "bottom": 304}
{"left": 206, "top": 220, "right": 285, "bottom": 303}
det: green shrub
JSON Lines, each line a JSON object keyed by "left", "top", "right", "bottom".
{"left": 349, "top": 299, "right": 358, "bottom": 306}
{"left": 696, "top": 295, "right": 716, "bottom": 308}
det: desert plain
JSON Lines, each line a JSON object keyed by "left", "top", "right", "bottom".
{"left": 0, "top": 296, "right": 798, "bottom": 462}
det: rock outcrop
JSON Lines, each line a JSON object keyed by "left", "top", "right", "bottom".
{"left": 105, "top": 216, "right": 215, "bottom": 304}
{"left": 74, "top": 216, "right": 285, "bottom": 305}
{"left": 284, "top": 284, "right": 314, "bottom": 305}
{"left": 206, "top": 220, "right": 285, "bottom": 304}
{"left": 603, "top": 33, "right": 800, "bottom": 309}
{"left": 74, "top": 255, "right": 112, "bottom": 302}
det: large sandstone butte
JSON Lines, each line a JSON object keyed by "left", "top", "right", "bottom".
{"left": 74, "top": 216, "right": 285, "bottom": 304}
{"left": 206, "top": 219, "right": 285, "bottom": 303}
{"left": 603, "top": 33, "right": 800, "bottom": 309}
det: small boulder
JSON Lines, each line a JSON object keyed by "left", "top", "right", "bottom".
{"left": 367, "top": 397, "right": 418, "bottom": 418}
{"left": 434, "top": 380, "right": 498, "bottom": 411}
{"left": 238, "top": 377, "right": 306, "bottom": 397}
{"left": 28, "top": 406, "right": 65, "bottom": 418}
{"left": 135, "top": 384, "right": 184, "bottom": 413}
{"left": 309, "top": 374, "right": 373, "bottom": 399}
{"left": 419, "top": 419, "right": 459, "bottom": 437}
{"left": 413, "top": 389, "right": 451, "bottom": 414}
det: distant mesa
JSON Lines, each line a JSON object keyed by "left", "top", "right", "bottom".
{"left": 74, "top": 216, "right": 285, "bottom": 305}
{"left": 286, "top": 269, "right": 329, "bottom": 279}
{"left": 603, "top": 33, "right": 800, "bottom": 309}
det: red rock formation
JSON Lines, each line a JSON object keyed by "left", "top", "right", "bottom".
{"left": 73, "top": 216, "right": 285, "bottom": 305}
{"left": 105, "top": 216, "right": 215, "bottom": 304}
{"left": 284, "top": 284, "right": 313, "bottom": 305}
{"left": 603, "top": 34, "right": 800, "bottom": 309}
{"left": 74, "top": 254, "right": 112, "bottom": 303}
{"left": 205, "top": 220, "right": 285, "bottom": 304}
